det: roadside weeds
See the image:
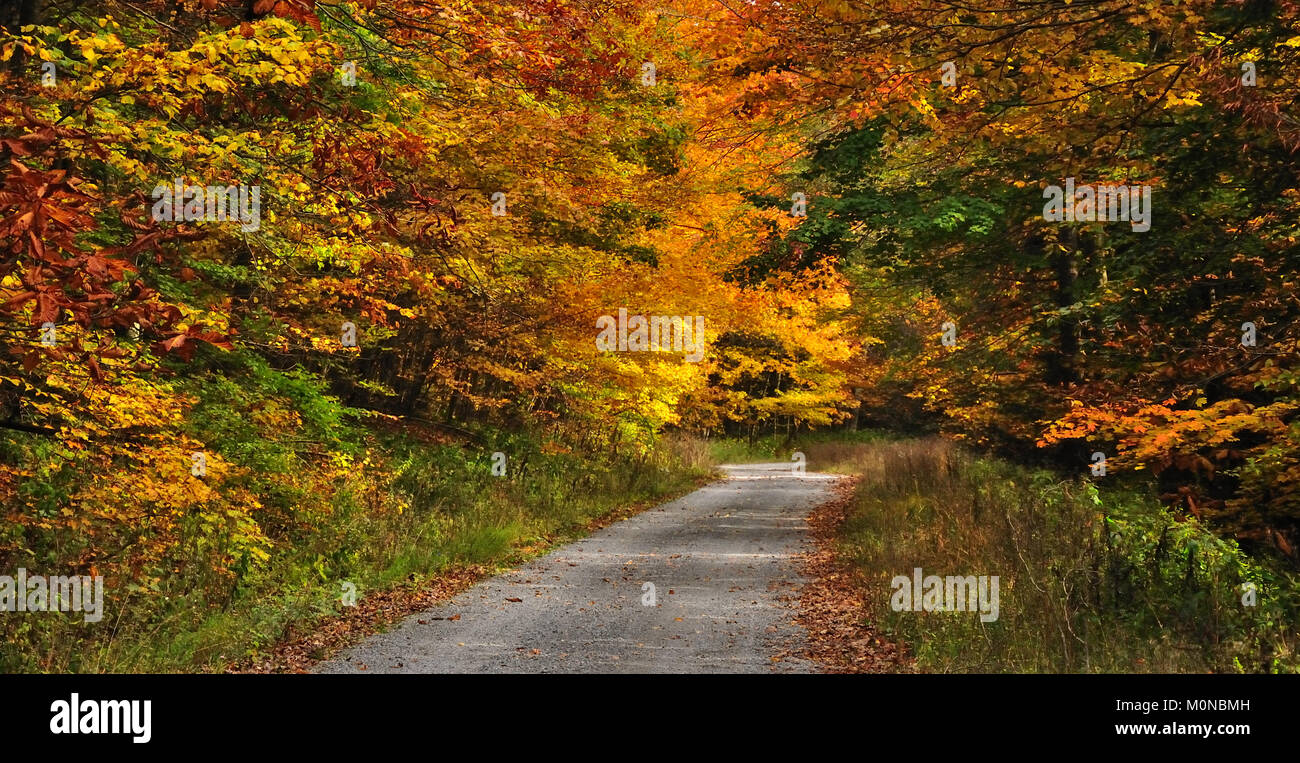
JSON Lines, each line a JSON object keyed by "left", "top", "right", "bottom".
{"left": 793, "top": 476, "right": 914, "bottom": 673}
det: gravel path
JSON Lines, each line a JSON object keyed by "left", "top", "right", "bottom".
{"left": 316, "top": 463, "right": 843, "bottom": 673}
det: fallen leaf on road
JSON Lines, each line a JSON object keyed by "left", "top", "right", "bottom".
{"left": 793, "top": 478, "right": 913, "bottom": 674}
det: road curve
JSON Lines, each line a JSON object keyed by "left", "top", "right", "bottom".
{"left": 316, "top": 463, "right": 844, "bottom": 674}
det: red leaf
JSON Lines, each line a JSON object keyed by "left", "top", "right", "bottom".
{"left": 34, "top": 292, "right": 59, "bottom": 323}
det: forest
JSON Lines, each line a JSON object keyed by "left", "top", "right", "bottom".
{"left": 2, "top": 0, "right": 1299, "bottom": 673}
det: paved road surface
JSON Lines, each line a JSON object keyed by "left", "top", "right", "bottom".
{"left": 317, "top": 463, "right": 842, "bottom": 673}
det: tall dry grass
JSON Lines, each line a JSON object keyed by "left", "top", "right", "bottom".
{"left": 823, "top": 436, "right": 1298, "bottom": 672}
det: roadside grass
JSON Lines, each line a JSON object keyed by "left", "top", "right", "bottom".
{"left": 827, "top": 436, "right": 1300, "bottom": 673}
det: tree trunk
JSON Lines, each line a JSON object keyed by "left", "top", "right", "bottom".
{"left": 1045, "top": 230, "right": 1080, "bottom": 385}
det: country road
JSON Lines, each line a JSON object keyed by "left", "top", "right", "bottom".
{"left": 317, "top": 463, "right": 845, "bottom": 673}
